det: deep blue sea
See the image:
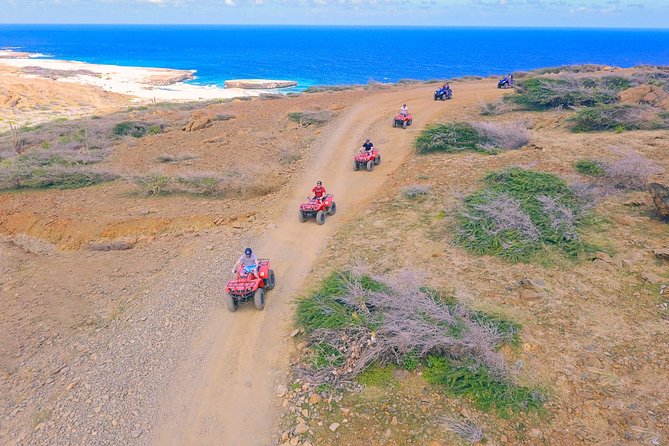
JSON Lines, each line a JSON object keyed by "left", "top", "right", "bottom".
{"left": 1, "top": 25, "right": 669, "bottom": 89}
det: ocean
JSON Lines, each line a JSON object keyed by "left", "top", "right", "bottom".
{"left": 1, "top": 25, "right": 669, "bottom": 89}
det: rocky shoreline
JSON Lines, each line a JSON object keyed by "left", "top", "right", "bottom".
{"left": 224, "top": 79, "right": 298, "bottom": 89}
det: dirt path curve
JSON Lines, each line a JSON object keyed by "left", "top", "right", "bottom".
{"left": 152, "top": 81, "right": 504, "bottom": 446}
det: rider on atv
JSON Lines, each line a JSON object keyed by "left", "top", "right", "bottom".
{"left": 360, "top": 139, "right": 374, "bottom": 153}
{"left": 312, "top": 180, "right": 326, "bottom": 201}
{"left": 399, "top": 104, "right": 408, "bottom": 116}
{"left": 232, "top": 247, "right": 260, "bottom": 277}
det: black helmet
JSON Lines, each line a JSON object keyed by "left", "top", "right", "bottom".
{"left": 245, "top": 247, "right": 252, "bottom": 255}
{"left": 317, "top": 180, "right": 322, "bottom": 186}
{"left": 365, "top": 139, "right": 370, "bottom": 143}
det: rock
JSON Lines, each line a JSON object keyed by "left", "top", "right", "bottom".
{"left": 593, "top": 259, "right": 615, "bottom": 272}
{"left": 289, "top": 438, "right": 299, "bottom": 446}
{"left": 520, "top": 277, "right": 547, "bottom": 290}
{"left": 224, "top": 79, "right": 297, "bottom": 89}
{"left": 329, "top": 422, "right": 340, "bottom": 432}
{"left": 130, "top": 428, "right": 143, "bottom": 438}
{"left": 529, "top": 428, "right": 542, "bottom": 438}
{"left": 182, "top": 111, "right": 212, "bottom": 132}
{"left": 294, "top": 423, "right": 309, "bottom": 435}
{"left": 391, "top": 416, "right": 398, "bottom": 425}
{"left": 308, "top": 394, "right": 322, "bottom": 405}
{"left": 595, "top": 252, "right": 613, "bottom": 263}
{"left": 520, "top": 289, "right": 541, "bottom": 301}
{"left": 275, "top": 384, "right": 288, "bottom": 398}
{"left": 290, "top": 329, "right": 300, "bottom": 338}
{"left": 653, "top": 248, "right": 669, "bottom": 261}
{"left": 648, "top": 183, "right": 669, "bottom": 219}
{"left": 619, "top": 84, "right": 669, "bottom": 108}
{"left": 642, "top": 272, "right": 664, "bottom": 284}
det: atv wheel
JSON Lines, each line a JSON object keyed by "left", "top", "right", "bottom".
{"left": 327, "top": 201, "right": 337, "bottom": 216}
{"left": 354, "top": 161, "right": 359, "bottom": 171}
{"left": 402, "top": 120, "right": 407, "bottom": 129}
{"left": 393, "top": 120, "right": 397, "bottom": 128}
{"left": 226, "top": 294, "right": 238, "bottom": 312}
{"left": 298, "top": 210, "right": 307, "bottom": 222}
{"left": 266, "top": 269, "right": 276, "bottom": 290}
{"left": 366, "top": 160, "right": 374, "bottom": 171}
{"left": 374, "top": 154, "right": 381, "bottom": 165}
{"left": 316, "top": 210, "right": 325, "bottom": 225}
{"left": 253, "top": 288, "right": 265, "bottom": 310}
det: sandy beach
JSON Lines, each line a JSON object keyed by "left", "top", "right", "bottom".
{"left": 0, "top": 49, "right": 268, "bottom": 102}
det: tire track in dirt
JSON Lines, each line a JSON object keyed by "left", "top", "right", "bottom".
{"left": 152, "top": 81, "right": 505, "bottom": 446}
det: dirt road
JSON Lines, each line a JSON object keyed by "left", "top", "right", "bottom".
{"left": 152, "top": 81, "right": 505, "bottom": 445}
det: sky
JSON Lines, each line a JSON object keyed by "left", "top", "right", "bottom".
{"left": 0, "top": 0, "right": 668, "bottom": 28}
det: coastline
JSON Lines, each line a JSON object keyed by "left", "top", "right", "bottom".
{"left": 0, "top": 49, "right": 282, "bottom": 102}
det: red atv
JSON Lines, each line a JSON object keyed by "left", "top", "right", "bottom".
{"left": 225, "top": 259, "right": 275, "bottom": 312}
{"left": 393, "top": 113, "right": 413, "bottom": 129}
{"left": 299, "top": 194, "right": 336, "bottom": 225}
{"left": 354, "top": 149, "right": 381, "bottom": 171}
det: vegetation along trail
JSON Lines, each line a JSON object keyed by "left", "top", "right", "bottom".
{"left": 152, "top": 80, "right": 506, "bottom": 445}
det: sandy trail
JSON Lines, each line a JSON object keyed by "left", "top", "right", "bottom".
{"left": 152, "top": 81, "right": 504, "bottom": 445}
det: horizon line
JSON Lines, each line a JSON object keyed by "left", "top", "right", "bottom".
{"left": 1, "top": 23, "right": 669, "bottom": 30}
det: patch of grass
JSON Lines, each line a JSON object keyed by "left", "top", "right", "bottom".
{"left": 569, "top": 104, "right": 669, "bottom": 132}
{"left": 112, "top": 121, "right": 162, "bottom": 138}
{"left": 575, "top": 159, "right": 605, "bottom": 176}
{"left": 424, "top": 356, "right": 545, "bottom": 417}
{"left": 508, "top": 75, "right": 630, "bottom": 110}
{"left": 402, "top": 184, "right": 431, "bottom": 199}
{"left": 357, "top": 364, "right": 398, "bottom": 387}
{"left": 287, "top": 110, "right": 335, "bottom": 126}
{"left": 456, "top": 168, "right": 590, "bottom": 262}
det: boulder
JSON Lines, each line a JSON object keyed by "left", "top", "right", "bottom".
{"left": 619, "top": 84, "right": 669, "bottom": 109}
{"left": 183, "top": 111, "right": 212, "bottom": 132}
{"left": 648, "top": 183, "right": 669, "bottom": 219}
{"left": 593, "top": 259, "right": 614, "bottom": 272}
{"left": 224, "top": 79, "right": 297, "bottom": 89}
{"left": 641, "top": 272, "right": 664, "bottom": 284}
{"left": 653, "top": 248, "right": 669, "bottom": 261}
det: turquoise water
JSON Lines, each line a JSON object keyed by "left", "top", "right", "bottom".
{"left": 1, "top": 25, "right": 668, "bottom": 89}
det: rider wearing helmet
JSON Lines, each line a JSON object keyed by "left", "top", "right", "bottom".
{"left": 312, "top": 180, "right": 326, "bottom": 200}
{"left": 399, "top": 104, "right": 408, "bottom": 116}
{"left": 360, "top": 139, "right": 374, "bottom": 153}
{"left": 232, "top": 247, "right": 260, "bottom": 276}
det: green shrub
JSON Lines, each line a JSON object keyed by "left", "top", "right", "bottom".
{"left": 575, "top": 160, "right": 605, "bottom": 176}
{"left": 113, "top": 122, "right": 150, "bottom": 138}
{"left": 508, "top": 76, "right": 629, "bottom": 110}
{"left": 456, "top": 168, "right": 588, "bottom": 262}
{"left": 287, "top": 110, "right": 334, "bottom": 126}
{"left": 415, "top": 122, "right": 482, "bottom": 154}
{"left": 294, "top": 271, "right": 544, "bottom": 415}
{"left": 296, "top": 272, "right": 384, "bottom": 332}
{"left": 424, "top": 356, "right": 545, "bottom": 417}
{"left": 570, "top": 104, "right": 668, "bottom": 132}
{"left": 0, "top": 166, "right": 117, "bottom": 190}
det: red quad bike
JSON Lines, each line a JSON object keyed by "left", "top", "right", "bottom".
{"left": 298, "top": 194, "right": 336, "bottom": 225}
{"left": 393, "top": 113, "right": 413, "bottom": 129}
{"left": 354, "top": 149, "right": 381, "bottom": 171}
{"left": 225, "top": 259, "right": 275, "bottom": 312}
